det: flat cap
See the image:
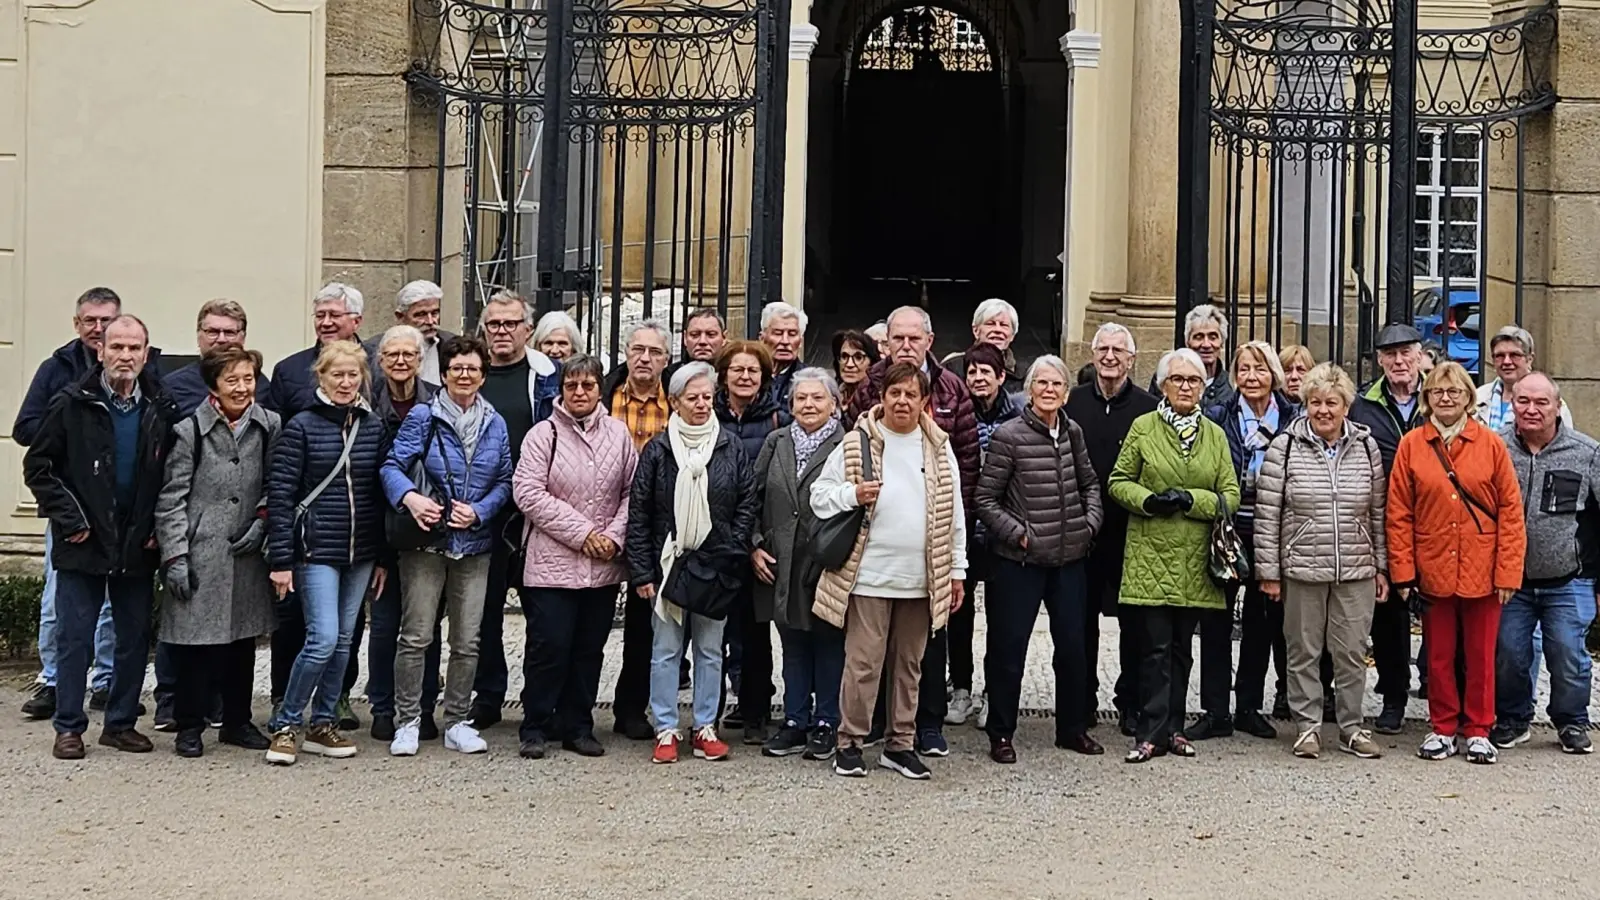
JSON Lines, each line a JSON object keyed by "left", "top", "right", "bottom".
{"left": 1375, "top": 322, "right": 1424, "bottom": 350}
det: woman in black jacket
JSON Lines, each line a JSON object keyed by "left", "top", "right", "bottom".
{"left": 263, "top": 340, "right": 388, "bottom": 766}
{"left": 627, "top": 361, "right": 757, "bottom": 765}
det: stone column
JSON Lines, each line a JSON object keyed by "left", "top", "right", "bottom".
{"left": 783, "top": 16, "right": 820, "bottom": 310}
{"left": 1059, "top": 28, "right": 1101, "bottom": 360}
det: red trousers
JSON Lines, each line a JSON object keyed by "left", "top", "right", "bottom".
{"left": 1421, "top": 595, "right": 1502, "bottom": 738}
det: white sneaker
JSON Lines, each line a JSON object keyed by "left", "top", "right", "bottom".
{"left": 444, "top": 721, "right": 488, "bottom": 754}
{"left": 1465, "top": 736, "right": 1498, "bottom": 765}
{"left": 1417, "top": 731, "right": 1458, "bottom": 761}
{"left": 974, "top": 692, "right": 989, "bottom": 730}
{"left": 389, "top": 718, "right": 420, "bottom": 757}
{"left": 945, "top": 689, "right": 974, "bottom": 726}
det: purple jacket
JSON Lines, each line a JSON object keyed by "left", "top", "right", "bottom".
{"left": 514, "top": 401, "right": 638, "bottom": 589}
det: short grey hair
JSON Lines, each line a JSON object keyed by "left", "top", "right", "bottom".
{"left": 625, "top": 318, "right": 672, "bottom": 350}
{"left": 668, "top": 360, "right": 716, "bottom": 398}
{"left": 971, "top": 298, "right": 1018, "bottom": 333}
{"left": 482, "top": 289, "right": 534, "bottom": 327}
{"left": 1514, "top": 370, "right": 1561, "bottom": 403}
{"left": 395, "top": 280, "right": 443, "bottom": 313}
{"left": 1091, "top": 321, "right": 1136, "bottom": 354}
{"left": 1156, "top": 348, "right": 1207, "bottom": 385}
{"left": 685, "top": 308, "right": 726, "bottom": 331}
{"left": 533, "top": 310, "right": 586, "bottom": 351}
{"left": 315, "top": 281, "right": 364, "bottom": 317}
{"left": 1490, "top": 324, "right": 1535, "bottom": 358}
{"left": 1183, "top": 303, "right": 1228, "bottom": 344}
{"left": 1024, "top": 355, "right": 1071, "bottom": 392}
{"left": 789, "top": 366, "right": 841, "bottom": 406}
{"left": 887, "top": 305, "right": 934, "bottom": 335}
{"left": 378, "top": 324, "right": 424, "bottom": 354}
{"left": 760, "top": 300, "right": 808, "bottom": 334}
{"left": 864, "top": 322, "right": 888, "bottom": 341}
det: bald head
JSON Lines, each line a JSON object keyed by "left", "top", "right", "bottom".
{"left": 1513, "top": 371, "right": 1560, "bottom": 404}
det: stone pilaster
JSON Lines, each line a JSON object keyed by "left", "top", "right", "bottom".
{"left": 783, "top": 17, "right": 820, "bottom": 311}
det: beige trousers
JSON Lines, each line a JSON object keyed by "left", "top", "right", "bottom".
{"left": 837, "top": 594, "right": 930, "bottom": 752}
{"left": 1281, "top": 577, "right": 1376, "bottom": 738}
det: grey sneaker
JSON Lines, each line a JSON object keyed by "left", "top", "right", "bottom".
{"left": 1465, "top": 736, "right": 1498, "bottom": 765}
{"left": 1558, "top": 725, "right": 1593, "bottom": 755}
{"left": 1339, "top": 729, "right": 1382, "bottom": 759}
{"left": 1418, "top": 732, "right": 1458, "bottom": 761}
{"left": 1292, "top": 728, "right": 1321, "bottom": 759}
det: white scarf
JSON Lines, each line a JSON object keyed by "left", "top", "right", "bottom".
{"left": 656, "top": 412, "right": 720, "bottom": 623}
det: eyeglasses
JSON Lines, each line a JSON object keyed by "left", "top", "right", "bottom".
{"left": 1427, "top": 387, "right": 1468, "bottom": 400}
{"left": 447, "top": 365, "right": 483, "bottom": 377}
{"left": 314, "top": 310, "right": 352, "bottom": 323}
{"left": 76, "top": 315, "right": 116, "bottom": 328}
{"left": 200, "top": 327, "right": 243, "bottom": 340}
{"left": 483, "top": 319, "right": 523, "bottom": 334}
{"left": 727, "top": 366, "right": 764, "bottom": 378}
{"left": 1094, "top": 346, "right": 1131, "bottom": 358}
{"left": 1166, "top": 375, "right": 1204, "bottom": 388}
{"left": 838, "top": 352, "right": 869, "bottom": 365}
{"left": 381, "top": 350, "right": 420, "bottom": 362}
{"left": 564, "top": 380, "right": 600, "bottom": 392}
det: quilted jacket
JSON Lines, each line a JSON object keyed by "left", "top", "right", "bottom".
{"left": 514, "top": 401, "right": 639, "bottom": 589}
{"left": 847, "top": 353, "right": 980, "bottom": 516}
{"left": 625, "top": 426, "right": 758, "bottom": 590}
{"left": 715, "top": 387, "right": 790, "bottom": 464}
{"left": 266, "top": 398, "right": 387, "bottom": 569}
{"left": 1387, "top": 418, "right": 1526, "bottom": 598}
{"left": 1107, "top": 411, "right": 1240, "bottom": 609}
{"left": 379, "top": 397, "right": 515, "bottom": 558}
{"left": 976, "top": 407, "right": 1103, "bottom": 567}
{"left": 1253, "top": 416, "right": 1388, "bottom": 584}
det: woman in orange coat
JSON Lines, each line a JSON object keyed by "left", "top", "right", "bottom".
{"left": 1386, "top": 362, "right": 1525, "bottom": 765}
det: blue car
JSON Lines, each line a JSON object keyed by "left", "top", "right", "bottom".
{"left": 1412, "top": 287, "right": 1480, "bottom": 376}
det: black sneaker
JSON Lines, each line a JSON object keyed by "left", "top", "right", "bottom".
{"left": 743, "top": 723, "right": 769, "bottom": 746}
{"left": 562, "top": 734, "right": 606, "bottom": 757}
{"left": 1271, "top": 695, "right": 1291, "bottom": 721}
{"left": 863, "top": 722, "right": 886, "bottom": 747}
{"left": 419, "top": 714, "right": 440, "bottom": 742}
{"left": 612, "top": 716, "right": 655, "bottom": 741}
{"left": 914, "top": 727, "right": 949, "bottom": 757}
{"left": 1558, "top": 725, "right": 1593, "bottom": 755}
{"left": 173, "top": 728, "right": 204, "bottom": 759}
{"left": 217, "top": 722, "right": 271, "bottom": 751}
{"left": 833, "top": 745, "right": 867, "bottom": 777}
{"left": 152, "top": 695, "right": 177, "bottom": 733}
{"left": 1236, "top": 710, "right": 1277, "bottom": 739}
{"left": 469, "top": 702, "right": 502, "bottom": 730}
{"left": 22, "top": 684, "right": 56, "bottom": 720}
{"left": 88, "top": 688, "right": 110, "bottom": 712}
{"left": 762, "top": 724, "right": 808, "bottom": 757}
{"left": 804, "top": 724, "right": 837, "bottom": 760}
{"left": 879, "top": 748, "right": 932, "bottom": 780}
{"left": 1184, "top": 713, "right": 1233, "bottom": 741}
{"left": 1373, "top": 700, "right": 1406, "bottom": 735}
{"left": 370, "top": 714, "right": 396, "bottom": 742}
{"left": 1489, "top": 722, "right": 1531, "bottom": 749}
{"left": 722, "top": 704, "right": 746, "bottom": 731}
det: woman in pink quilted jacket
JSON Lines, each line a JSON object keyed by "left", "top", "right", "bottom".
{"left": 511, "top": 354, "right": 639, "bottom": 760}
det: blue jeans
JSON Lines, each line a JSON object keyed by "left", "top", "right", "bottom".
{"left": 52, "top": 571, "right": 151, "bottom": 735}
{"left": 269, "top": 562, "right": 374, "bottom": 731}
{"left": 777, "top": 623, "right": 844, "bottom": 729}
{"left": 365, "top": 573, "right": 441, "bottom": 717}
{"left": 649, "top": 608, "right": 725, "bottom": 733}
{"left": 1495, "top": 578, "right": 1596, "bottom": 729}
{"left": 36, "top": 529, "right": 115, "bottom": 691}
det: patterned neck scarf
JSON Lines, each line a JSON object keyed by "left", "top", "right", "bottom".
{"left": 1237, "top": 394, "right": 1280, "bottom": 478}
{"left": 1158, "top": 398, "right": 1202, "bottom": 458}
{"left": 791, "top": 417, "right": 840, "bottom": 476}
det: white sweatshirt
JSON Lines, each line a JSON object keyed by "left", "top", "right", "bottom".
{"left": 811, "top": 425, "right": 968, "bottom": 598}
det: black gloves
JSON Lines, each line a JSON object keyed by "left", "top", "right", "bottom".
{"left": 163, "top": 556, "right": 195, "bottom": 604}
{"left": 1142, "top": 489, "right": 1195, "bottom": 517}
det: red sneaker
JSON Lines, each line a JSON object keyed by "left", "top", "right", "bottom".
{"left": 692, "top": 725, "right": 730, "bottom": 761}
{"left": 652, "top": 731, "right": 679, "bottom": 764}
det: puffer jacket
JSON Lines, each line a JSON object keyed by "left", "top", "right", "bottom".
{"left": 380, "top": 397, "right": 515, "bottom": 558}
{"left": 514, "top": 402, "right": 638, "bottom": 589}
{"left": 266, "top": 398, "right": 387, "bottom": 569}
{"left": 847, "top": 353, "right": 980, "bottom": 516}
{"left": 976, "top": 407, "right": 1103, "bottom": 567}
{"left": 1387, "top": 418, "right": 1526, "bottom": 598}
{"left": 625, "top": 426, "right": 758, "bottom": 589}
{"left": 1107, "top": 411, "right": 1240, "bottom": 609}
{"left": 715, "top": 387, "right": 789, "bottom": 463}
{"left": 1253, "top": 416, "right": 1387, "bottom": 584}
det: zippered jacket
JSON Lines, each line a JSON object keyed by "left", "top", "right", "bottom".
{"left": 1253, "top": 416, "right": 1387, "bottom": 584}
{"left": 1500, "top": 422, "right": 1600, "bottom": 584}
{"left": 266, "top": 398, "right": 387, "bottom": 569}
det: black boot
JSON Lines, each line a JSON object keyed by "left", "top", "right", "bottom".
{"left": 1184, "top": 713, "right": 1234, "bottom": 741}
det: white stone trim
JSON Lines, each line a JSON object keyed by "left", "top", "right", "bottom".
{"left": 789, "top": 23, "right": 819, "bottom": 60}
{"left": 1060, "top": 29, "right": 1101, "bottom": 69}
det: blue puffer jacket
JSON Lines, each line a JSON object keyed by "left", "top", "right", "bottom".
{"left": 380, "top": 397, "right": 514, "bottom": 557}
{"left": 266, "top": 399, "right": 388, "bottom": 569}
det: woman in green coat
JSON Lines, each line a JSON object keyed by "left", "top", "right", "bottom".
{"left": 1109, "top": 348, "right": 1241, "bottom": 763}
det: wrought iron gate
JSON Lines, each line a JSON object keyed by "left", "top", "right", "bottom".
{"left": 408, "top": 0, "right": 788, "bottom": 355}
{"left": 1176, "top": 1, "right": 1557, "bottom": 384}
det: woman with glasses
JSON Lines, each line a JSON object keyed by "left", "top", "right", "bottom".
{"left": 1387, "top": 361, "right": 1525, "bottom": 764}
{"left": 380, "top": 335, "right": 515, "bottom": 757}
{"left": 831, "top": 330, "right": 880, "bottom": 423}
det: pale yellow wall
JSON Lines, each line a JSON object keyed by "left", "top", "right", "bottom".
{"left": 0, "top": 0, "right": 326, "bottom": 547}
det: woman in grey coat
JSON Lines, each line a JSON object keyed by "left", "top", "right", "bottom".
{"left": 750, "top": 367, "right": 847, "bottom": 761}
{"left": 155, "top": 347, "right": 281, "bottom": 758}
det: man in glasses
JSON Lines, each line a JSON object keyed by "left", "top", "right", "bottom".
{"left": 265, "top": 282, "right": 370, "bottom": 417}
{"left": 162, "top": 299, "right": 273, "bottom": 416}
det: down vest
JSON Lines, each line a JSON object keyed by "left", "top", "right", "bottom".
{"left": 1253, "top": 416, "right": 1388, "bottom": 584}
{"left": 625, "top": 427, "right": 758, "bottom": 590}
{"left": 266, "top": 399, "right": 387, "bottom": 570}
{"left": 976, "top": 407, "right": 1103, "bottom": 567}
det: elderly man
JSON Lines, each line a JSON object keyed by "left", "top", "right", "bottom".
{"left": 265, "top": 282, "right": 368, "bottom": 418}
{"left": 163, "top": 299, "right": 273, "bottom": 416}
{"left": 1151, "top": 304, "right": 1232, "bottom": 411}
{"left": 1349, "top": 321, "right": 1428, "bottom": 733}
{"left": 395, "top": 280, "right": 456, "bottom": 386}
{"left": 1477, "top": 325, "right": 1571, "bottom": 431}
{"left": 14, "top": 288, "right": 159, "bottom": 722}
{"left": 1490, "top": 373, "right": 1598, "bottom": 755}
{"left": 944, "top": 298, "right": 1023, "bottom": 394}
{"left": 760, "top": 301, "right": 807, "bottom": 407}
{"left": 1065, "top": 322, "right": 1158, "bottom": 736}
{"left": 467, "top": 290, "right": 562, "bottom": 730}
{"left": 23, "top": 316, "right": 179, "bottom": 758}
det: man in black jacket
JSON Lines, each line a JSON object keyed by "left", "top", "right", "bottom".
{"left": 1065, "top": 322, "right": 1157, "bottom": 736}
{"left": 161, "top": 299, "right": 273, "bottom": 416}
{"left": 22, "top": 316, "right": 179, "bottom": 759}
{"left": 265, "top": 282, "right": 368, "bottom": 418}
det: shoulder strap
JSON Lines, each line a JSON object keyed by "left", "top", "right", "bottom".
{"left": 295, "top": 416, "right": 362, "bottom": 518}
{"left": 546, "top": 419, "right": 559, "bottom": 478}
{"left": 857, "top": 428, "right": 873, "bottom": 481}
{"left": 1428, "top": 437, "right": 1497, "bottom": 529}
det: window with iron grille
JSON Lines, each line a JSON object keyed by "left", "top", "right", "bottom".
{"left": 1413, "top": 127, "right": 1483, "bottom": 284}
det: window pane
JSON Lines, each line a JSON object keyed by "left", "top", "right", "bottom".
{"left": 1447, "top": 251, "right": 1477, "bottom": 280}
{"left": 1448, "top": 223, "right": 1478, "bottom": 251}
{"left": 1415, "top": 196, "right": 1435, "bottom": 224}
{"left": 1413, "top": 221, "right": 1434, "bottom": 251}
{"left": 1448, "top": 196, "right": 1479, "bottom": 225}
{"left": 1448, "top": 160, "right": 1481, "bottom": 188}
{"left": 1415, "top": 157, "right": 1435, "bottom": 188}
{"left": 1450, "top": 131, "right": 1482, "bottom": 160}
{"left": 1414, "top": 249, "right": 1434, "bottom": 278}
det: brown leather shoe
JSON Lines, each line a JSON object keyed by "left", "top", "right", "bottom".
{"left": 1056, "top": 732, "right": 1106, "bottom": 756}
{"left": 989, "top": 737, "right": 1017, "bottom": 764}
{"left": 53, "top": 733, "right": 86, "bottom": 760}
{"left": 97, "top": 728, "right": 154, "bottom": 753}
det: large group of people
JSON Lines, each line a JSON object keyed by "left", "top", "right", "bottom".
{"left": 13, "top": 284, "right": 1596, "bottom": 777}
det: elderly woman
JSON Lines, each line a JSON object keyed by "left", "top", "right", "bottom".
{"left": 865, "top": 321, "right": 890, "bottom": 360}
{"left": 1277, "top": 345, "right": 1315, "bottom": 400}
{"left": 832, "top": 329, "right": 880, "bottom": 422}
{"left": 975, "top": 355, "right": 1103, "bottom": 763}
{"left": 513, "top": 354, "right": 638, "bottom": 760}
{"left": 628, "top": 361, "right": 757, "bottom": 764}
{"left": 1388, "top": 361, "right": 1526, "bottom": 764}
{"left": 1255, "top": 363, "right": 1389, "bottom": 759}
{"left": 1110, "top": 348, "right": 1241, "bottom": 763}
{"left": 751, "top": 367, "right": 848, "bottom": 760}
{"left": 1192, "top": 341, "right": 1300, "bottom": 741}
{"left": 367, "top": 325, "right": 442, "bottom": 742}
{"left": 533, "top": 310, "right": 586, "bottom": 362}
{"left": 155, "top": 347, "right": 281, "bottom": 757}
{"left": 264, "top": 340, "right": 389, "bottom": 765}
{"left": 811, "top": 363, "right": 968, "bottom": 781}
{"left": 380, "top": 335, "right": 513, "bottom": 757}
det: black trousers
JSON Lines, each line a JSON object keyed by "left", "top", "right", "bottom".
{"left": 519, "top": 586, "right": 616, "bottom": 742}
{"left": 1197, "top": 590, "right": 1238, "bottom": 716}
{"left": 1235, "top": 579, "right": 1288, "bottom": 712}
{"left": 474, "top": 534, "right": 522, "bottom": 707}
{"left": 725, "top": 585, "right": 774, "bottom": 726}
{"left": 1113, "top": 606, "right": 1144, "bottom": 716}
{"left": 1370, "top": 587, "right": 1413, "bottom": 703}
{"left": 1136, "top": 605, "right": 1203, "bottom": 745}
{"left": 947, "top": 589, "right": 976, "bottom": 693}
{"left": 170, "top": 638, "right": 256, "bottom": 732}
{"left": 613, "top": 589, "right": 654, "bottom": 726}
{"left": 984, "top": 559, "right": 1089, "bottom": 740}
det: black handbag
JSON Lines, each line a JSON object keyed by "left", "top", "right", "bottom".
{"left": 808, "top": 429, "right": 873, "bottom": 571}
{"left": 662, "top": 548, "right": 747, "bottom": 621}
{"left": 386, "top": 419, "right": 452, "bottom": 552}
{"left": 1208, "top": 496, "right": 1251, "bottom": 586}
